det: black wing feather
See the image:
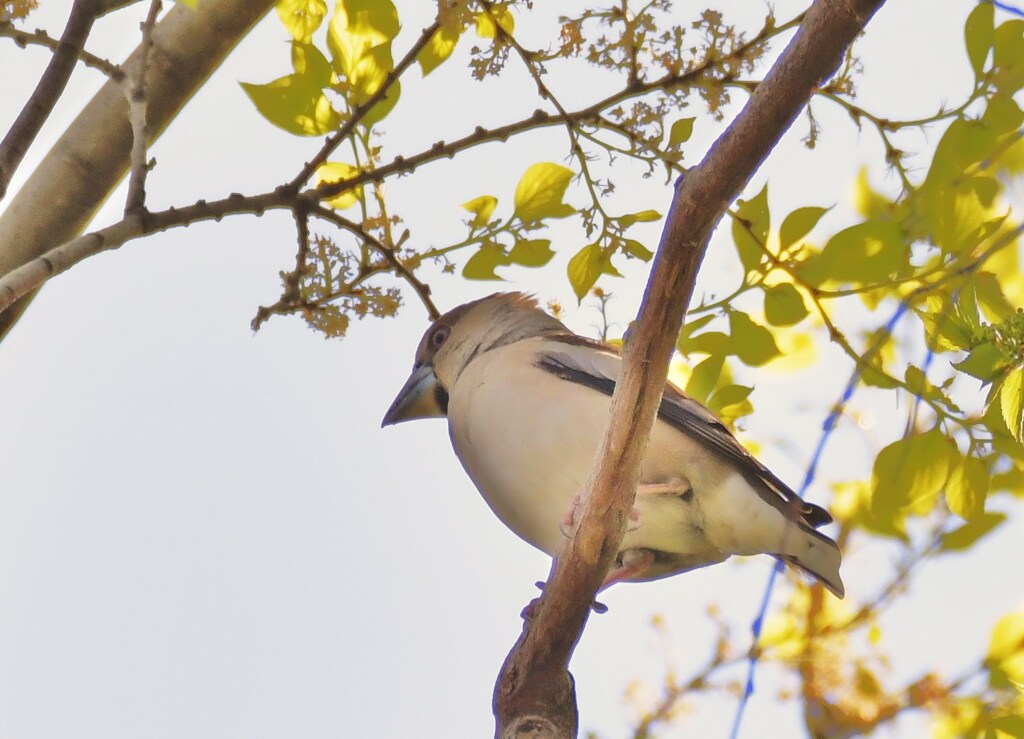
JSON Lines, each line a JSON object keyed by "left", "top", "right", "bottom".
{"left": 537, "top": 337, "right": 832, "bottom": 530}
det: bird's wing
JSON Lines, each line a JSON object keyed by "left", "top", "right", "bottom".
{"left": 536, "top": 335, "right": 832, "bottom": 530}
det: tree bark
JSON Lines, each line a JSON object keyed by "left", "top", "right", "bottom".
{"left": 0, "top": 0, "right": 275, "bottom": 340}
{"left": 493, "top": 0, "right": 887, "bottom": 736}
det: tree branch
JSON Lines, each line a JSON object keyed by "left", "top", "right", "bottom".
{"left": 0, "top": 22, "right": 123, "bottom": 79}
{"left": 493, "top": 1, "right": 887, "bottom": 736}
{"left": 0, "top": 0, "right": 102, "bottom": 200}
{"left": 123, "top": 0, "right": 161, "bottom": 215}
{"left": 0, "top": 0, "right": 276, "bottom": 340}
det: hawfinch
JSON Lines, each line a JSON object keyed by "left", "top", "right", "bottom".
{"left": 382, "top": 293, "right": 844, "bottom": 598}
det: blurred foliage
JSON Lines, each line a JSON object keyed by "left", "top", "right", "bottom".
{"left": 234, "top": 0, "right": 1024, "bottom": 736}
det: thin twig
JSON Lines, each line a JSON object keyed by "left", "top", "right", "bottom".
{"left": 0, "top": 22, "right": 123, "bottom": 78}
{"left": 123, "top": 0, "right": 161, "bottom": 215}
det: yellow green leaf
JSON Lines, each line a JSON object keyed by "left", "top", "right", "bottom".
{"left": 328, "top": 0, "right": 400, "bottom": 123}
{"left": 965, "top": 1, "right": 994, "bottom": 80}
{"left": 514, "top": 163, "right": 575, "bottom": 223}
{"left": 276, "top": 0, "right": 328, "bottom": 43}
{"left": 476, "top": 5, "right": 514, "bottom": 38}
{"left": 992, "top": 19, "right": 1024, "bottom": 94}
{"left": 463, "top": 242, "right": 510, "bottom": 280}
{"left": 800, "top": 220, "right": 905, "bottom": 286}
{"left": 685, "top": 354, "right": 725, "bottom": 404}
{"left": 623, "top": 239, "right": 653, "bottom": 261}
{"left": 872, "top": 426, "right": 956, "bottom": 519}
{"left": 946, "top": 455, "right": 989, "bottom": 520}
{"left": 779, "top": 206, "right": 829, "bottom": 251}
{"left": 418, "top": 24, "right": 460, "bottom": 76}
{"left": 508, "top": 239, "right": 554, "bottom": 267}
{"left": 731, "top": 184, "right": 769, "bottom": 275}
{"left": 241, "top": 42, "right": 338, "bottom": 136}
{"left": 567, "top": 243, "right": 619, "bottom": 301}
{"left": 315, "top": 162, "right": 361, "bottom": 209}
{"left": 987, "top": 611, "right": 1024, "bottom": 687}
{"left": 462, "top": 195, "right": 498, "bottom": 229}
{"left": 728, "top": 311, "right": 779, "bottom": 366}
{"left": 707, "top": 383, "right": 753, "bottom": 415}
{"left": 763, "top": 283, "right": 808, "bottom": 326}
{"left": 941, "top": 511, "right": 1006, "bottom": 551}
{"left": 618, "top": 209, "right": 661, "bottom": 228}
{"left": 999, "top": 369, "right": 1024, "bottom": 442}
{"left": 668, "top": 117, "right": 695, "bottom": 147}
{"left": 954, "top": 342, "right": 1008, "bottom": 382}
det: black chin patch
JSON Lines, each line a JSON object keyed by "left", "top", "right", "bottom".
{"left": 434, "top": 383, "right": 449, "bottom": 414}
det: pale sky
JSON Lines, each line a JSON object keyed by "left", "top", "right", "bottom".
{"left": 0, "top": 2, "right": 1021, "bottom": 738}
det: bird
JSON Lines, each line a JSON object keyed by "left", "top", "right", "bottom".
{"left": 382, "top": 292, "right": 844, "bottom": 598}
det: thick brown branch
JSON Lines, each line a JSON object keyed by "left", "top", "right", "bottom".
{"left": 0, "top": 0, "right": 101, "bottom": 200}
{"left": 493, "top": 1, "right": 887, "bottom": 736}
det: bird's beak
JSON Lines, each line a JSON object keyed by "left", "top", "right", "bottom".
{"left": 381, "top": 363, "right": 447, "bottom": 427}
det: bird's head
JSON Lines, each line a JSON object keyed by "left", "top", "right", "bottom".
{"left": 381, "top": 292, "right": 566, "bottom": 427}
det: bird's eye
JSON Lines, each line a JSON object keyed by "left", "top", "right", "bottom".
{"left": 430, "top": 325, "right": 450, "bottom": 350}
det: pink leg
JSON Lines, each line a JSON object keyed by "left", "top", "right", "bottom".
{"left": 599, "top": 549, "right": 656, "bottom": 591}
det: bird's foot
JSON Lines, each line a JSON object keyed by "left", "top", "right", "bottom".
{"left": 561, "top": 492, "right": 644, "bottom": 538}
{"left": 522, "top": 580, "right": 609, "bottom": 616}
{"left": 637, "top": 476, "right": 692, "bottom": 499}
{"left": 559, "top": 492, "right": 583, "bottom": 538}
{"left": 599, "top": 548, "right": 656, "bottom": 591}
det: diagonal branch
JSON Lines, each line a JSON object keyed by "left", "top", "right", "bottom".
{"left": 0, "top": 0, "right": 102, "bottom": 200}
{"left": 492, "top": 1, "right": 888, "bottom": 736}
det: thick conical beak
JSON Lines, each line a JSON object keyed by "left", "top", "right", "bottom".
{"left": 381, "top": 363, "right": 447, "bottom": 426}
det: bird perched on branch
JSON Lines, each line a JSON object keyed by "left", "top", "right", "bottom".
{"left": 382, "top": 292, "right": 844, "bottom": 598}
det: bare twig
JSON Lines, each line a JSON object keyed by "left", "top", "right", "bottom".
{"left": 0, "top": 0, "right": 102, "bottom": 200}
{"left": 492, "top": 1, "right": 887, "bottom": 735}
{"left": 123, "top": 0, "right": 161, "bottom": 215}
{"left": 0, "top": 22, "right": 123, "bottom": 78}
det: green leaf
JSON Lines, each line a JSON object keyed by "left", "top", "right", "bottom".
{"left": 728, "top": 311, "right": 779, "bottom": 366}
{"left": 618, "top": 209, "right": 661, "bottom": 228}
{"left": 954, "top": 342, "right": 1008, "bottom": 382}
{"left": 508, "top": 239, "right": 554, "bottom": 267}
{"left": 800, "top": 220, "right": 905, "bottom": 286}
{"left": 241, "top": 43, "right": 338, "bottom": 136}
{"left": 946, "top": 455, "right": 989, "bottom": 520}
{"left": 675, "top": 315, "right": 716, "bottom": 353}
{"left": 463, "top": 242, "right": 511, "bottom": 280}
{"left": 965, "top": 1, "right": 994, "bottom": 80}
{"left": 779, "top": 206, "right": 829, "bottom": 251}
{"left": 514, "top": 163, "right": 575, "bottom": 223}
{"left": 315, "top": 162, "right": 362, "bottom": 209}
{"left": 999, "top": 369, "right": 1024, "bottom": 443}
{"left": 731, "top": 184, "right": 770, "bottom": 274}
{"left": 668, "top": 117, "right": 695, "bottom": 147}
{"left": 685, "top": 354, "right": 724, "bottom": 404}
{"left": 172, "top": 0, "right": 197, "bottom": 7}
{"left": 763, "top": 283, "right": 808, "bottom": 326}
{"left": 941, "top": 511, "right": 1006, "bottom": 551}
{"left": 276, "top": 0, "right": 328, "bottom": 43}
{"left": 462, "top": 195, "right": 498, "bottom": 229}
{"left": 567, "top": 243, "right": 619, "bottom": 301}
{"left": 872, "top": 426, "right": 956, "bottom": 518}
{"left": 418, "top": 24, "right": 460, "bottom": 76}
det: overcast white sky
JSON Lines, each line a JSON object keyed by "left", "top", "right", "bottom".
{"left": 0, "top": 1, "right": 1021, "bottom": 738}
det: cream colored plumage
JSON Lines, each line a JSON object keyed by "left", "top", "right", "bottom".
{"left": 382, "top": 293, "right": 844, "bottom": 598}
